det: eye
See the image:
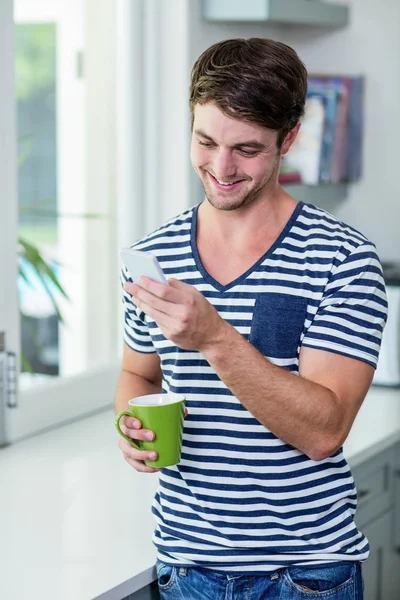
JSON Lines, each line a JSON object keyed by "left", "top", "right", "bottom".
{"left": 198, "top": 141, "right": 214, "bottom": 148}
{"left": 238, "top": 149, "right": 258, "bottom": 157}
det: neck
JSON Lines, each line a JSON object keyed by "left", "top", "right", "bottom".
{"left": 197, "top": 188, "right": 298, "bottom": 249}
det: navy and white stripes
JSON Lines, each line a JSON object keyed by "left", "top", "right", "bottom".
{"left": 121, "top": 200, "right": 387, "bottom": 573}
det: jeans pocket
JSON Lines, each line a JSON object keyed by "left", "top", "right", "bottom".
{"left": 156, "top": 560, "right": 178, "bottom": 591}
{"left": 249, "top": 293, "right": 307, "bottom": 358}
{"left": 283, "top": 562, "right": 356, "bottom": 598}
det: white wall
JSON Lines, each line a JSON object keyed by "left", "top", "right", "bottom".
{"left": 158, "top": 0, "right": 193, "bottom": 225}
{"left": 186, "top": 0, "right": 400, "bottom": 262}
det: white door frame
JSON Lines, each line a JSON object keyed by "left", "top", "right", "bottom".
{"left": 0, "top": 0, "right": 19, "bottom": 446}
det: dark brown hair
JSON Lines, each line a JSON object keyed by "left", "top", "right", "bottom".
{"left": 189, "top": 38, "right": 308, "bottom": 148}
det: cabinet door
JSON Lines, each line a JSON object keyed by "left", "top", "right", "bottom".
{"left": 381, "top": 539, "right": 400, "bottom": 600}
{"left": 394, "top": 444, "right": 400, "bottom": 551}
{"left": 123, "top": 581, "right": 159, "bottom": 600}
{"left": 362, "top": 514, "right": 385, "bottom": 600}
{"left": 362, "top": 511, "right": 400, "bottom": 600}
{"left": 383, "top": 447, "right": 400, "bottom": 599}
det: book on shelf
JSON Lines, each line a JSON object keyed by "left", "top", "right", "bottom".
{"left": 279, "top": 92, "right": 326, "bottom": 185}
{"left": 344, "top": 76, "right": 364, "bottom": 181}
{"left": 280, "top": 74, "right": 365, "bottom": 186}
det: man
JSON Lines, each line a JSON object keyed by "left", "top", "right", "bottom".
{"left": 115, "top": 38, "right": 387, "bottom": 599}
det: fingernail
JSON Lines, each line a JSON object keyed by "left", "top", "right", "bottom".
{"left": 149, "top": 452, "right": 157, "bottom": 460}
{"left": 145, "top": 432, "right": 154, "bottom": 440}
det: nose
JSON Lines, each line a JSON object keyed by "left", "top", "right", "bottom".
{"left": 211, "top": 149, "right": 237, "bottom": 181}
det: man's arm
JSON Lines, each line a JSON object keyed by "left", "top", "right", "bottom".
{"left": 202, "top": 325, "right": 374, "bottom": 462}
{"left": 115, "top": 343, "right": 165, "bottom": 473}
{"left": 115, "top": 343, "right": 162, "bottom": 414}
{"left": 124, "top": 276, "right": 378, "bottom": 462}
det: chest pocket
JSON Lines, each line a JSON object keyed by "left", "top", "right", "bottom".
{"left": 249, "top": 293, "right": 307, "bottom": 359}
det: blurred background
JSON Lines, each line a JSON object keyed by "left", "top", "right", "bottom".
{"left": 1, "top": 3, "right": 400, "bottom": 599}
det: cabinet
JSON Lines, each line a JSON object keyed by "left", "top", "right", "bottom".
{"left": 122, "top": 581, "right": 159, "bottom": 600}
{"left": 361, "top": 512, "right": 400, "bottom": 600}
{"left": 352, "top": 441, "right": 400, "bottom": 600}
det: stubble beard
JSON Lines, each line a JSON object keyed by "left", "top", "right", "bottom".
{"left": 201, "top": 154, "right": 280, "bottom": 212}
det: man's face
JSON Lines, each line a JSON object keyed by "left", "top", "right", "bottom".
{"left": 190, "top": 102, "right": 282, "bottom": 212}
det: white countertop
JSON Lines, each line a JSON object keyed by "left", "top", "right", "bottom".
{"left": 0, "top": 385, "right": 399, "bottom": 600}
{"left": 0, "top": 410, "right": 159, "bottom": 600}
{"left": 343, "top": 384, "right": 400, "bottom": 459}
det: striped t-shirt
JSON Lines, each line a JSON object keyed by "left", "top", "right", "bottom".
{"left": 121, "top": 200, "right": 387, "bottom": 574}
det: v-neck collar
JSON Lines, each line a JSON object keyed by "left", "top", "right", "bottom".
{"left": 190, "top": 200, "right": 304, "bottom": 293}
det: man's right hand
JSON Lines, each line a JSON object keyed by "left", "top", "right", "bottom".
{"left": 118, "top": 416, "right": 161, "bottom": 473}
{"left": 117, "top": 409, "right": 188, "bottom": 473}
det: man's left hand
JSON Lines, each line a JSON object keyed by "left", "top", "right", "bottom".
{"left": 124, "top": 277, "right": 227, "bottom": 352}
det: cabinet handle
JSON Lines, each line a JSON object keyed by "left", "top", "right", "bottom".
{"left": 358, "top": 489, "right": 372, "bottom": 504}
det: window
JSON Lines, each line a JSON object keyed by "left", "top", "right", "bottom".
{"left": 1, "top": 0, "right": 191, "bottom": 443}
{"left": 16, "top": 21, "right": 59, "bottom": 376}
{"left": 6, "top": 0, "right": 121, "bottom": 441}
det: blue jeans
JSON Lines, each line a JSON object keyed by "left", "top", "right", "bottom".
{"left": 156, "top": 560, "right": 364, "bottom": 599}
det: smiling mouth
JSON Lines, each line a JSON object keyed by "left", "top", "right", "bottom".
{"left": 206, "top": 171, "right": 246, "bottom": 190}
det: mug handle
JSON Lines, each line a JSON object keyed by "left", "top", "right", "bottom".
{"left": 115, "top": 411, "right": 141, "bottom": 450}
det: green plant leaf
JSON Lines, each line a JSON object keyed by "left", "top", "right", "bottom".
{"left": 18, "top": 262, "right": 31, "bottom": 286}
{"left": 20, "top": 312, "right": 45, "bottom": 373}
{"left": 18, "top": 237, "right": 69, "bottom": 322}
{"left": 37, "top": 275, "right": 64, "bottom": 322}
{"left": 17, "top": 133, "right": 36, "bottom": 167}
{"left": 20, "top": 353, "right": 34, "bottom": 374}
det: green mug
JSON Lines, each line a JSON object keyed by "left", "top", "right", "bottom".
{"left": 115, "top": 393, "right": 185, "bottom": 468}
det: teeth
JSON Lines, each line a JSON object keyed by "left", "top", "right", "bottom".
{"left": 216, "top": 178, "right": 241, "bottom": 186}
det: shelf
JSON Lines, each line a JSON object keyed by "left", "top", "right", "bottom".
{"left": 202, "top": 0, "right": 349, "bottom": 28}
{"left": 282, "top": 183, "right": 348, "bottom": 203}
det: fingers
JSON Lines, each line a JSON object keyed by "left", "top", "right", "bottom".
{"left": 130, "top": 293, "right": 179, "bottom": 328}
{"left": 125, "top": 457, "right": 161, "bottom": 473}
{"left": 125, "top": 279, "right": 182, "bottom": 316}
{"left": 118, "top": 434, "right": 161, "bottom": 473}
{"left": 120, "top": 416, "right": 156, "bottom": 442}
{"left": 118, "top": 410, "right": 189, "bottom": 474}
{"left": 124, "top": 455, "right": 161, "bottom": 473}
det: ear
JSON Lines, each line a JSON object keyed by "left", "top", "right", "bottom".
{"left": 280, "top": 123, "right": 301, "bottom": 156}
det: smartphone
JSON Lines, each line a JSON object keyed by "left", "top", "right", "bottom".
{"left": 120, "top": 248, "right": 168, "bottom": 285}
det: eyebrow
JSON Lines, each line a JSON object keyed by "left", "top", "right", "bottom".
{"left": 194, "top": 129, "right": 266, "bottom": 150}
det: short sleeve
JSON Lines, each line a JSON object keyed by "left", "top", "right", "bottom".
{"left": 301, "top": 243, "right": 388, "bottom": 368}
{"left": 120, "top": 266, "right": 156, "bottom": 354}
